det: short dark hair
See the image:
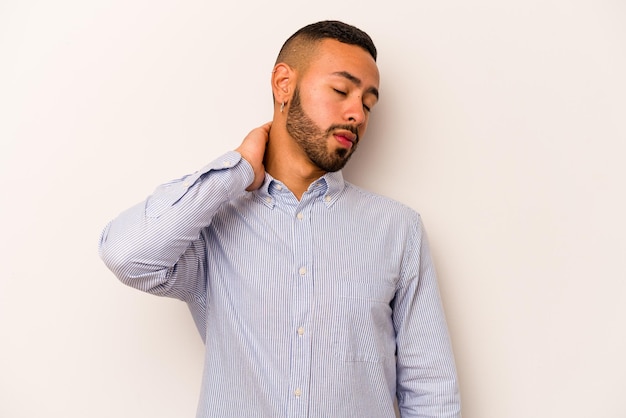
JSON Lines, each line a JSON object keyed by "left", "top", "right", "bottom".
{"left": 276, "top": 20, "right": 377, "bottom": 65}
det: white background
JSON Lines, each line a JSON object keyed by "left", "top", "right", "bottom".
{"left": 1, "top": 1, "right": 625, "bottom": 417}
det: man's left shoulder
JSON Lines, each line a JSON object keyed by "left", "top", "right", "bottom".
{"left": 342, "top": 182, "right": 421, "bottom": 222}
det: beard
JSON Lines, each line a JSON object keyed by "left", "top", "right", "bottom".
{"left": 285, "top": 87, "right": 359, "bottom": 172}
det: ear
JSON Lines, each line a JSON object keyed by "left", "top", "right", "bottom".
{"left": 271, "top": 63, "right": 295, "bottom": 104}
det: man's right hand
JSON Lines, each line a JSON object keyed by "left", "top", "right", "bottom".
{"left": 236, "top": 122, "right": 271, "bottom": 191}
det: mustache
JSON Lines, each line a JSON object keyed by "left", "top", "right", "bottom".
{"left": 326, "top": 124, "right": 359, "bottom": 143}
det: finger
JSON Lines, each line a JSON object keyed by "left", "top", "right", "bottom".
{"left": 259, "top": 121, "right": 272, "bottom": 134}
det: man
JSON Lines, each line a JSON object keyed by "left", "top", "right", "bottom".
{"left": 99, "top": 20, "right": 461, "bottom": 417}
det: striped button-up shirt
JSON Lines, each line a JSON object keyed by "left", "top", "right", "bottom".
{"left": 99, "top": 151, "right": 461, "bottom": 417}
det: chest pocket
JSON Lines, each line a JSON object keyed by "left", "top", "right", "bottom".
{"left": 332, "top": 281, "right": 397, "bottom": 363}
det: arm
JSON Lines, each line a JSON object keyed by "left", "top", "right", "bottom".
{"left": 98, "top": 124, "right": 270, "bottom": 333}
{"left": 98, "top": 150, "right": 251, "bottom": 295}
{"left": 394, "top": 215, "right": 462, "bottom": 417}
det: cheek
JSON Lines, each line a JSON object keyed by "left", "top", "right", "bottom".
{"left": 311, "top": 104, "right": 338, "bottom": 130}
{"left": 359, "top": 119, "right": 369, "bottom": 136}
{"left": 304, "top": 88, "right": 339, "bottom": 116}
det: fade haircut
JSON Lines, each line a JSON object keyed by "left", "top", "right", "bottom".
{"left": 275, "top": 20, "right": 377, "bottom": 71}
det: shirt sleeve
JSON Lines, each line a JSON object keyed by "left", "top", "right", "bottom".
{"left": 394, "top": 215, "right": 462, "bottom": 417}
{"left": 98, "top": 151, "right": 253, "bottom": 337}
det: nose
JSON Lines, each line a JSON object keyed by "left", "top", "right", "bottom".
{"left": 345, "top": 97, "right": 366, "bottom": 126}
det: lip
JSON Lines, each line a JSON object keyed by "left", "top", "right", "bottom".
{"left": 333, "top": 130, "right": 357, "bottom": 149}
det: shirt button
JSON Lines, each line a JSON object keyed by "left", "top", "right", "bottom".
{"left": 298, "top": 267, "right": 306, "bottom": 276}
{"left": 324, "top": 195, "right": 331, "bottom": 202}
{"left": 294, "top": 388, "right": 302, "bottom": 397}
{"left": 222, "top": 160, "right": 231, "bottom": 167}
{"left": 296, "top": 212, "right": 303, "bottom": 220}
{"left": 265, "top": 197, "right": 272, "bottom": 203}
{"left": 276, "top": 184, "right": 283, "bottom": 191}
{"left": 297, "top": 327, "right": 305, "bottom": 336}
{"left": 182, "top": 182, "right": 189, "bottom": 188}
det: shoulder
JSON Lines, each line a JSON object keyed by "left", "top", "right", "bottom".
{"left": 341, "top": 181, "right": 422, "bottom": 225}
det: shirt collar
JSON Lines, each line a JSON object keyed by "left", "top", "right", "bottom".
{"left": 317, "top": 170, "right": 345, "bottom": 207}
{"left": 254, "top": 170, "right": 345, "bottom": 208}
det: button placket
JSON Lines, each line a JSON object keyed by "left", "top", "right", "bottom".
{"left": 286, "top": 199, "right": 314, "bottom": 417}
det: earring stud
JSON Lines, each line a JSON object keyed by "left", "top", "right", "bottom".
{"left": 280, "top": 101, "right": 285, "bottom": 113}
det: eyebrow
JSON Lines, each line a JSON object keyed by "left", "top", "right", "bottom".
{"left": 332, "top": 71, "right": 379, "bottom": 100}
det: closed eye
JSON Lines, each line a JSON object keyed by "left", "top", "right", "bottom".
{"left": 334, "top": 87, "right": 372, "bottom": 113}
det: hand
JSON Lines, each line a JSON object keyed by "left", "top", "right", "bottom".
{"left": 236, "top": 122, "right": 271, "bottom": 191}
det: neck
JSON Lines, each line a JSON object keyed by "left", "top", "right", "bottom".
{"left": 264, "top": 124, "right": 325, "bottom": 200}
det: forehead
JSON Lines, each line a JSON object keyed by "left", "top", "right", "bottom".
{"left": 302, "top": 39, "right": 380, "bottom": 89}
